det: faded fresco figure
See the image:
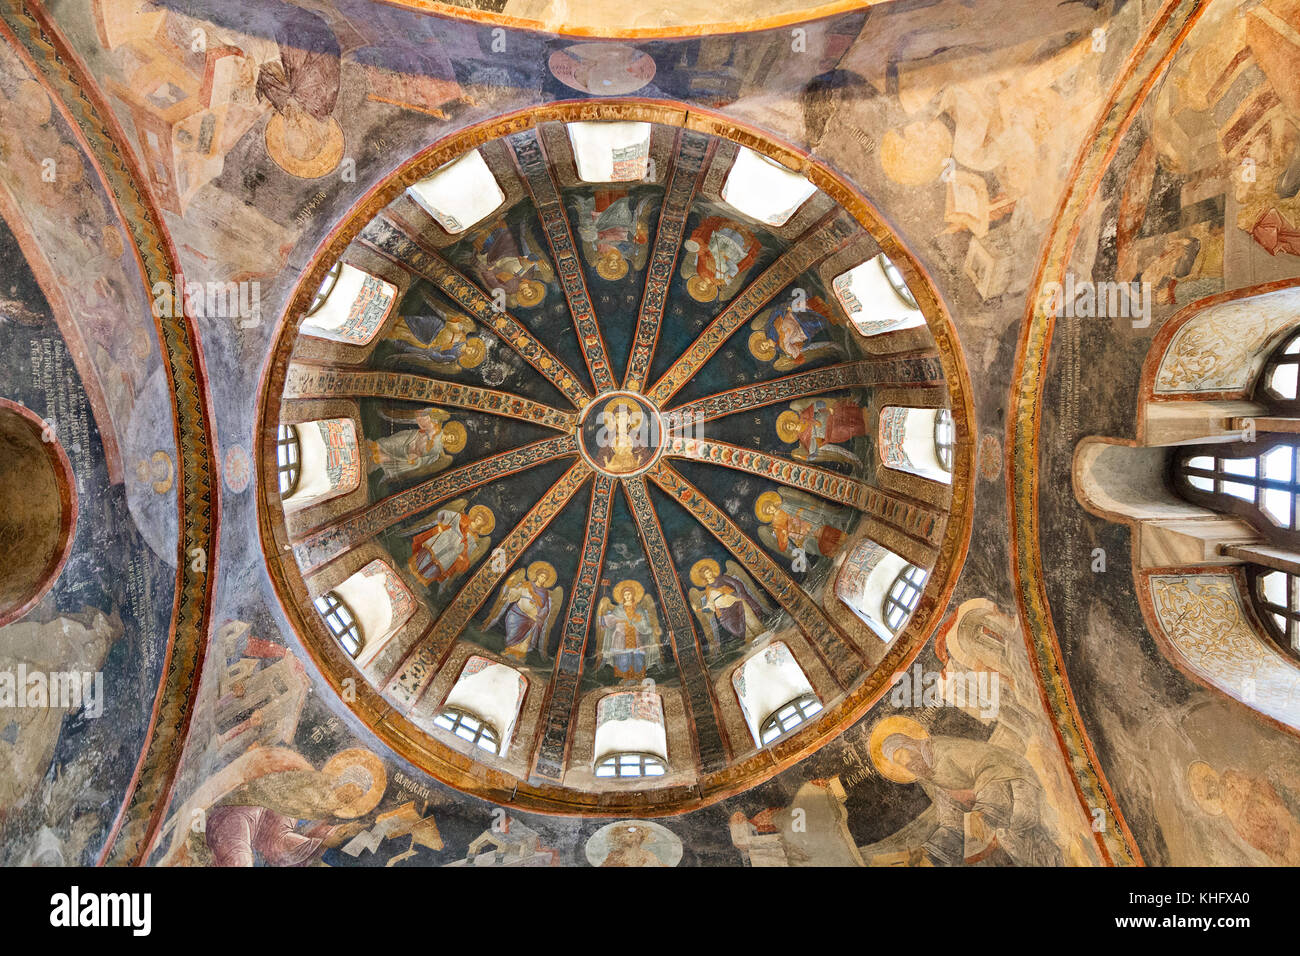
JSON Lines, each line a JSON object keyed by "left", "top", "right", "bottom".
{"left": 595, "top": 580, "right": 662, "bottom": 681}
{"left": 407, "top": 500, "right": 495, "bottom": 591}
{"left": 688, "top": 559, "right": 769, "bottom": 653}
{"left": 368, "top": 407, "right": 466, "bottom": 485}
{"left": 483, "top": 562, "right": 563, "bottom": 662}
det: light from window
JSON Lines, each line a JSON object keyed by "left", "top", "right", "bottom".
{"left": 1254, "top": 567, "right": 1300, "bottom": 655}
{"left": 831, "top": 254, "right": 926, "bottom": 336}
{"left": 1261, "top": 333, "right": 1300, "bottom": 403}
{"left": 934, "top": 408, "right": 955, "bottom": 472}
{"left": 594, "top": 752, "right": 666, "bottom": 779}
{"left": 314, "top": 591, "right": 362, "bottom": 658}
{"left": 407, "top": 149, "right": 505, "bottom": 234}
{"left": 433, "top": 707, "right": 501, "bottom": 754}
{"left": 759, "top": 693, "right": 822, "bottom": 745}
{"left": 1179, "top": 443, "right": 1300, "bottom": 531}
{"left": 880, "top": 254, "right": 918, "bottom": 309}
{"left": 566, "top": 122, "right": 651, "bottom": 182}
{"left": 306, "top": 262, "right": 342, "bottom": 318}
{"left": 883, "top": 564, "right": 927, "bottom": 633}
{"left": 720, "top": 146, "right": 817, "bottom": 227}
{"left": 276, "top": 423, "right": 301, "bottom": 496}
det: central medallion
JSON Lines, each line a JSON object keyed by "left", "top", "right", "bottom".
{"left": 577, "top": 390, "right": 665, "bottom": 478}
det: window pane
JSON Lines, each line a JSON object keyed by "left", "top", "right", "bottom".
{"left": 1270, "top": 363, "right": 1299, "bottom": 400}
{"left": 1222, "top": 481, "right": 1255, "bottom": 501}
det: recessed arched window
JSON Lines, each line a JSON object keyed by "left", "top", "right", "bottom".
{"left": 306, "top": 262, "right": 342, "bottom": 318}
{"left": 720, "top": 146, "right": 816, "bottom": 227}
{"left": 437, "top": 655, "right": 527, "bottom": 756}
{"left": 1176, "top": 442, "right": 1300, "bottom": 535}
{"left": 406, "top": 149, "right": 505, "bottom": 234}
{"left": 300, "top": 262, "right": 396, "bottom": 346}
{"left": 883, "top": 563, "right": 927, "bottom": 633}
{"left": 732, "top": 641, "right": 820, "bottom": 746}
{"left": 433, "top": 707, "right": 501, "bottom": 754}
{"left": 276, "top": 423, "right": 301, "bottom": 496}
{"left": 1259, "top": 331, "right": 1300, "bottom": 404}
{"left": 594, "top": 753, "right": 666, "bottom": 779}
{"left": 934, "top": 408, "right": 955, "bottom": 473}
{"left": 1252, "top": 567, "right": 1300, "bottom": 658}
{"left": 280, "top": 417, "right": 361, "bottom": 510}
{"left": 831, "top": 253, "right": 925, "bottom": 337}
{"left": 314, "top": 591, "right": 361, "bottom": 658}
{"left": 759, "top": 693, "right": 823, "bottom": 745}
{"left": 880, "top": 406, "right": 954, "bottom": 484}
{"left": 1168, "top": 330, "right": 1300, "bottom": 661}
{"left": 594, "top": 690, "right": 667, "bottom": 780}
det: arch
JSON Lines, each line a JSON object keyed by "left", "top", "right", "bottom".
{"left": 437, "top": 655, "right": 528, "bottom": 756}
{"left": 731, "top": 641, "right": 820, "bottom": 747}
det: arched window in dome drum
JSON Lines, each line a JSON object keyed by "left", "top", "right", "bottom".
{"left": 883, "top": 563, "right": 927, "bottom": 633}
{"left": 759, "top": 693, "right": 822, "bottom": 745}
{"left": 314, "top": 591, "right": 361, "bottom": 658}
{"left": 276, "top": 423, "right": 301, "bottom": 496}
{"left": 433, "top": 707, "right": 501, "bottom": 755}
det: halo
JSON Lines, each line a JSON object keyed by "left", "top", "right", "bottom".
{"left": 748, "top": 331, "right": 777, "bottom": 362}
{"left": 686, "top": 275, "right": 718, "bottom": 303}
{"left": 602, "top": 397, "right": 645, "bottom": 428}
{"left": 516, "top": 279, "right": 546, "bottom": 308}
{"left": 776, "top": 410, "right": 803, "bottom": 444}
{"left": 868, "top": 715, "right": 930, "bottom": 784}
{"left": 596, "top": 250, "right": 629, "bottom": 281}
{"left": 1187, "top": 761, "right": 1223, "bottom": 816}
{"left": 467, "top": 504, "right": 496, "bottom": 534}
{"left": 441, "top": 421, "right": 468, "bottom": 454}
{"left": 754, "top": 491, "right": 782, "bottom": 523}
{"left": 689, "top": 558, "right": 721, "bottom": 588}
{"left": 321, "top": 748, "right": 387, "bottom": 818}
{"left": 458, "top": 337, "right": 487, "bottom": 369}
{"left": 264, "top": 113, "right": 344, "bottom": 179}
{"left": 528, "top": 560, "right": 557, "bottom": 588}
{"left": 613, "top": 579, "right": 645, "bottom": 604}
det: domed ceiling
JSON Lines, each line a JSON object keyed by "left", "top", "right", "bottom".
{"left": 260, "top": 106, "right": 970, "bottom": 813}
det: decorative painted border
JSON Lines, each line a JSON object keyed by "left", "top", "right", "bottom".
{"left": 0, "top": 1, "right": 220, "bottom": 867}
{"left": 1006, "top": 0, "right": 1210, "bottom": 867}
{"left": 531, "top": 473, "right": 614, "bottom": 779}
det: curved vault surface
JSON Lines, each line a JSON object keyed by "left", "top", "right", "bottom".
{"left": 259, "top": 103, "right": 973, "bottom": 815}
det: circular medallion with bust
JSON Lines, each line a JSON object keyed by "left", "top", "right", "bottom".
{"left": 259, "top": 103, "right": 969, "bottom": 816}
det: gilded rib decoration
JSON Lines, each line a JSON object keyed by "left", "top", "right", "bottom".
{"left": 623, "top": 130, "right": 711, "bottom": 392}
{"left": 283, "top": 366, "right": 576, "bottom": 431}
{"left": 668, "top": 358, "right": 941, "bottom": 424}
{"left": 0, "top": 4, "right": 218, "bottom": 865}
{"left": 646, "top": 213, "right": 859, "bottom": 406}
{"left": 386, "top": 461, "right": 592, "bottom": 708}
{"left": 532, "top": 473, "right": 616, "bottom": 780}
{"left": 360, "top": 214, "right": 592, "bottom": 407}
{"left": 663, "top": 436, "right": 943, "bottom": 546}
{"left": 509, "top": 129, "right": 617, "bottom": 394}
{"left": 293, "top": 434, "right": 579, "bottom": 571}
{"left": 623, "top": 476, "right": 731, "bottom": 771}
{"left": 648, "top": 461, "right": 862, "bottom": 687}
{"left": 1006, "top": 0, "right": 1208, "bottom": 867}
